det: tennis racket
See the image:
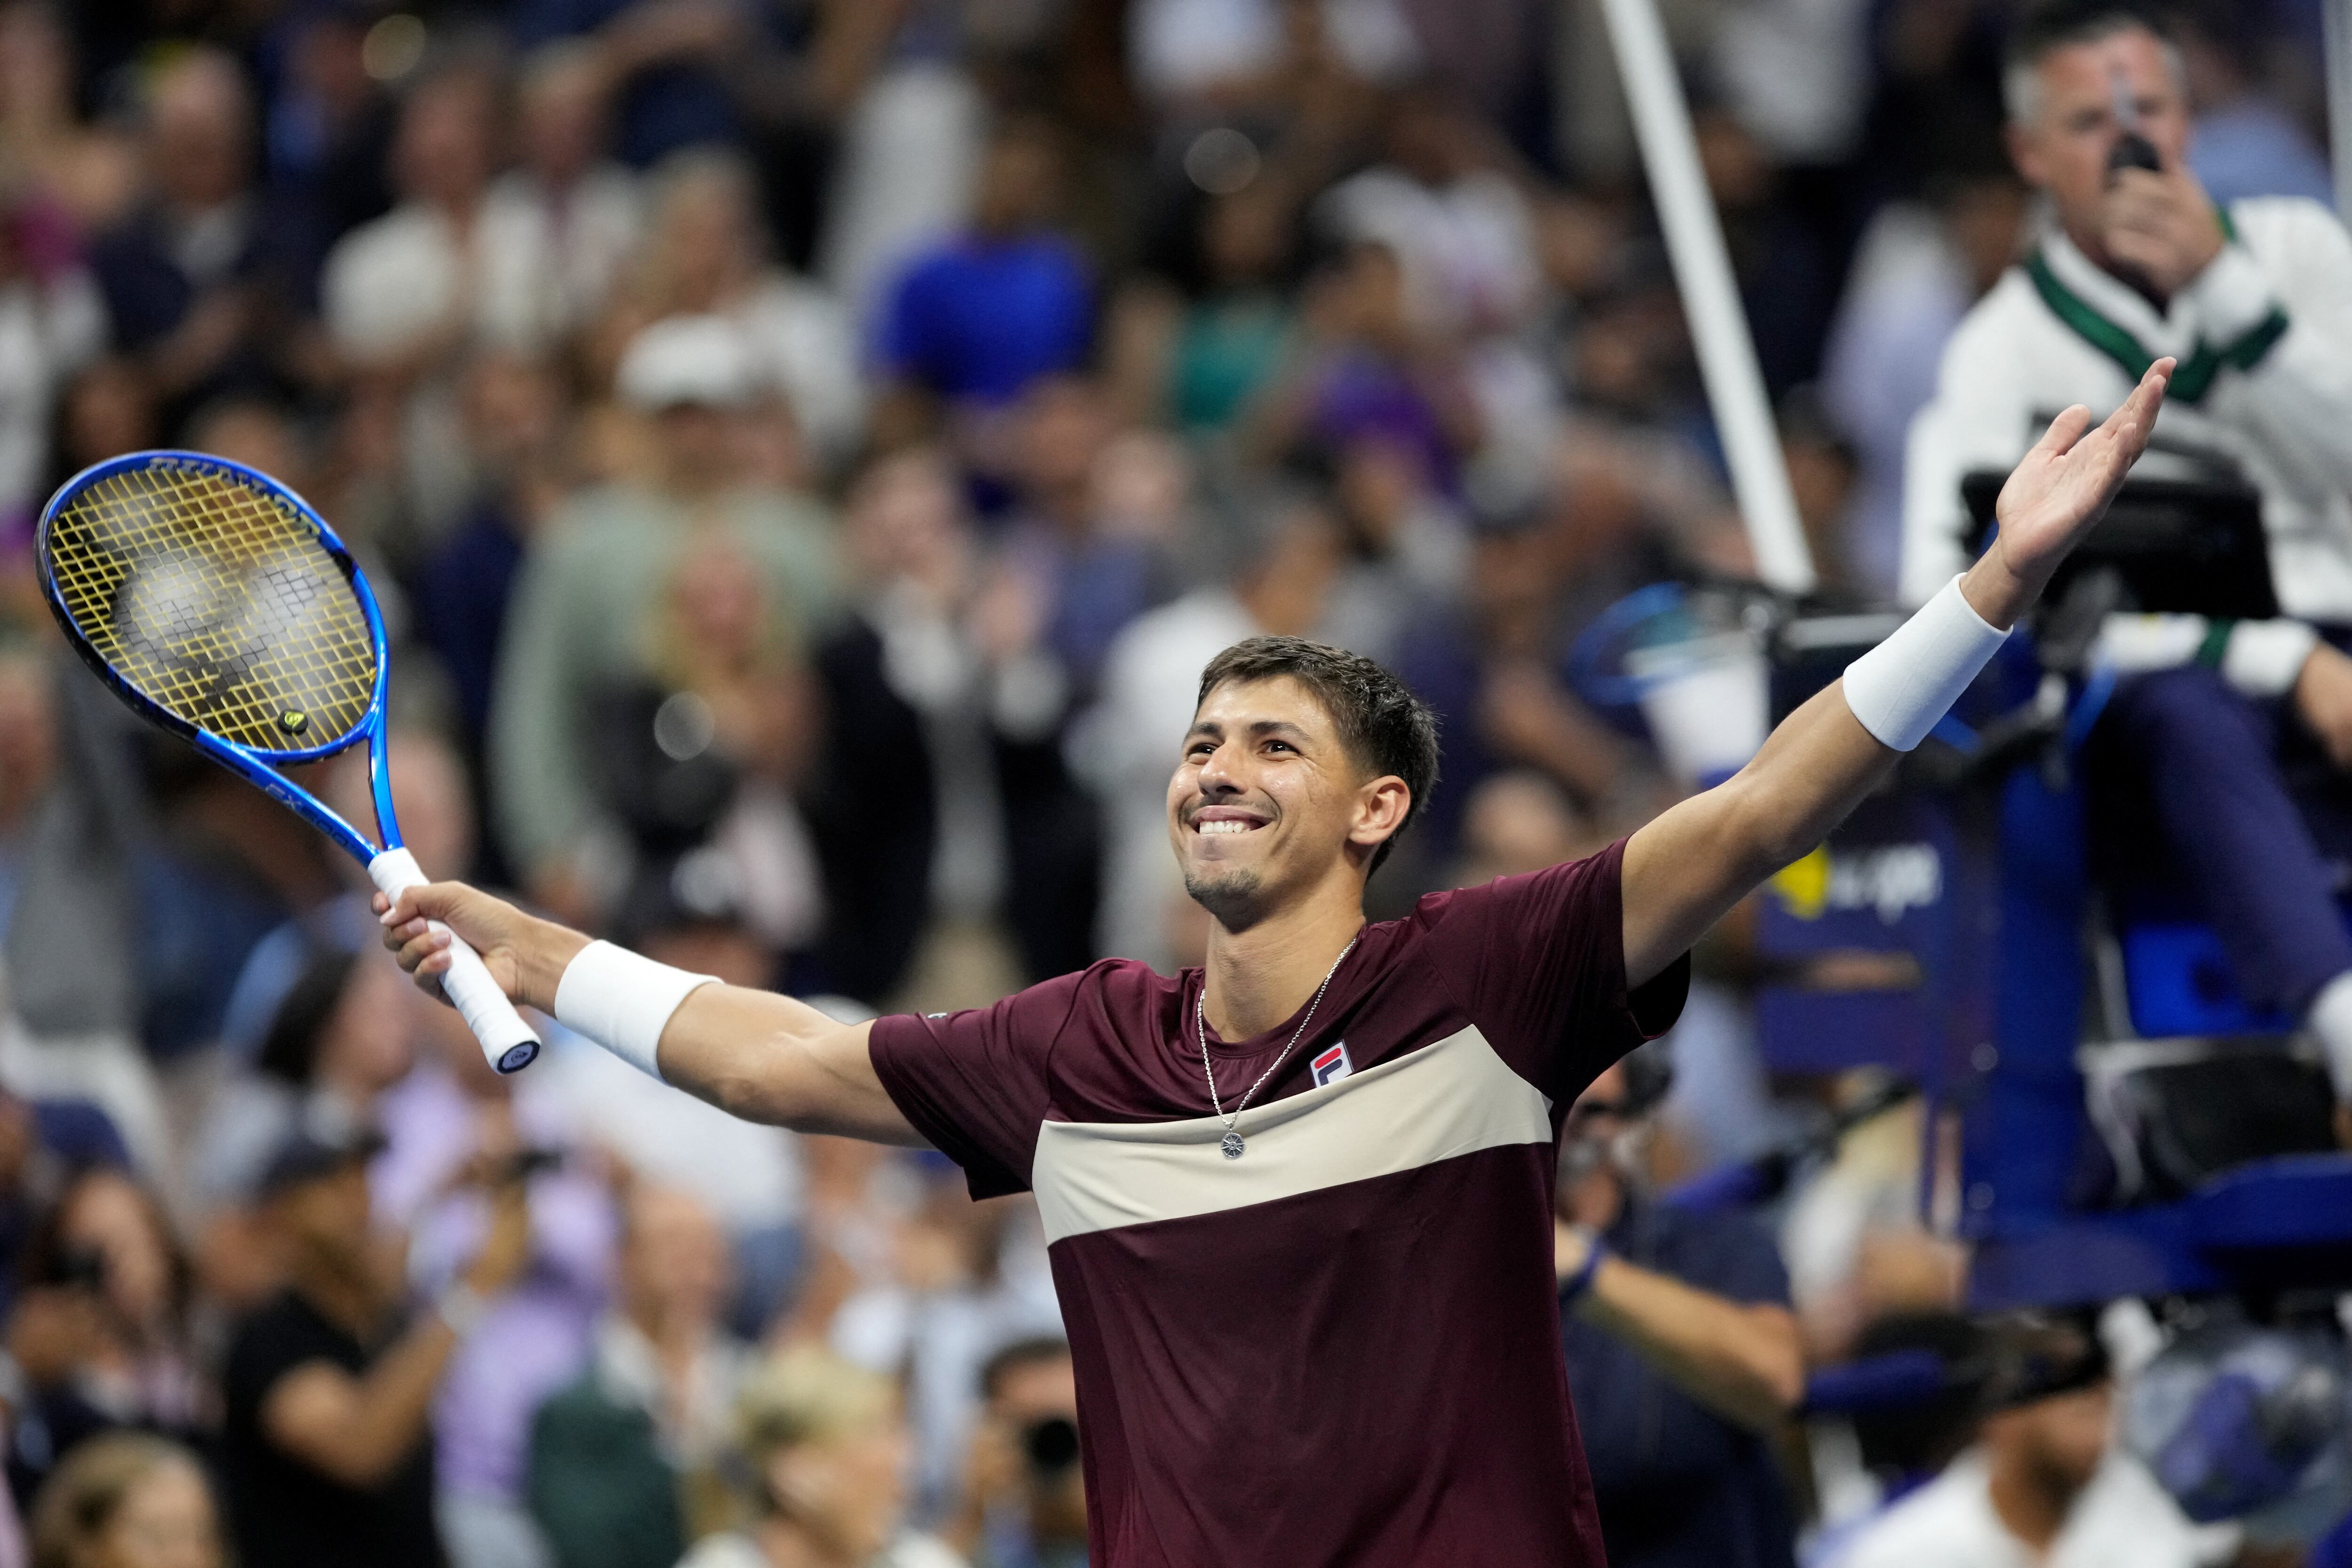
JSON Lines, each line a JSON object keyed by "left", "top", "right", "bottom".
{"left": 36, "top": 451, "right": 541, "bottom": 1075}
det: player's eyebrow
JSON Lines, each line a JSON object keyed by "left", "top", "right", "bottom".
{"left": 1184, "top": 718, "right": 1314, "bottom": 747}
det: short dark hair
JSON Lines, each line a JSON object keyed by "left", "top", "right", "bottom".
{"left": 1848, "top": 1313, "right": 1988, "bottom": 1477}
{"left": 1194, "top": 637, "right": 1439, "bottom": 875}
{"left": 2002, "top": 1, "right": 2177, "bottom": 123}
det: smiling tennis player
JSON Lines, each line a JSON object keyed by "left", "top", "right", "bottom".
{"left": 383, "top": 362, "right": 2170, "bottom": 1567}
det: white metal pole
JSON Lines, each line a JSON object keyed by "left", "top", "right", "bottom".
{"left": 1593, "top": 0, "right": 1819, "bottom": 595}
{"left": 2327, "top": 0, "right": 2352, "bottom": 217}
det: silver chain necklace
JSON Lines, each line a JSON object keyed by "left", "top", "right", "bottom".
{"left": 1196, "top": 935, "right": 1359, "bottom": 1160}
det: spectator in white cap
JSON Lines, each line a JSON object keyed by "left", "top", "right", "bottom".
{"left": 612, "top": 311, "right": 757, "bottom": 405}
{"left": 487, "top": 314, "right": 842, "bottom": 930}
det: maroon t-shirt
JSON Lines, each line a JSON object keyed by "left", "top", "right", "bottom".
{"left": 870, "top": 838, "right": 1688, "bottom": 1567}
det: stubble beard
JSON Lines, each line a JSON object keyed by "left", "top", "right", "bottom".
{"left": 1184, "top": 865, "right": 1267, "bottom": 929}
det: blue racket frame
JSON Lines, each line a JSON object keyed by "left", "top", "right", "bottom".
{"left": 36, "top": 451, "right": 404, "bottom": 868}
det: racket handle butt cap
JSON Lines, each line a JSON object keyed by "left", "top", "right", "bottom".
{"left": 367, "top": 849, "right": 543, "bottom": 1075}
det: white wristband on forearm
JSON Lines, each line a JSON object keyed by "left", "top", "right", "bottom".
{"left": 2086, "top": 613, "right": 2318, "bottom": 697}
{"left": 2221, "top": 620, "right": 2320, "bottom": 698}
{"left": 552, "top": 940, "right": 716, "bottom": 1082}
{"left": 1842, "top": 574, "right": 2011, "bottom": 752}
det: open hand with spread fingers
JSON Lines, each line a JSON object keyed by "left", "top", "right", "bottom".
{"left": 1962, "top": 358, "right": 2174, "bottom": 629}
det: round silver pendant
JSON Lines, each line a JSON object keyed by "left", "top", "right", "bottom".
{"left": 1220, "top": 1131, "right": 1246, "bottom": 1160}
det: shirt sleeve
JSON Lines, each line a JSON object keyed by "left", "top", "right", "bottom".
{"left": 225, "top": 1300, "right": 352, "bottom": 1417}
{"left": 2211, "top": 198, "right": 2352, "bottom": 499}
{"left": 867, "top": 970, "right": 1091, "bottom": 1200}
{"left": 1416, "top": 836, "right": 1689, "bottom": 1103}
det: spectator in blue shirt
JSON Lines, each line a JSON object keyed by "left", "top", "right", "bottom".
{"left": 1555, "top": 1050, "right": 1806, "bottom": 1568}
{"left": 874, "top": 113, "right": 1092, "bottom": 451}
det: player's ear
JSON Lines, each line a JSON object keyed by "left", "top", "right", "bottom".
{"left": 1349, "top": 775, "right": 1411, "bottom": 850}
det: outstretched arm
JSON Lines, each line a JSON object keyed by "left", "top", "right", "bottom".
{"left": 1621, "top": 360, "right": 2174, "bottom": 986}
{"left": 378, "top": 885, "right": 923, "bottom": 1144}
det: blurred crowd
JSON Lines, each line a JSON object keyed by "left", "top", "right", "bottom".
{"left": 0, "top": 0, "right": 2333, "bottom": 1565}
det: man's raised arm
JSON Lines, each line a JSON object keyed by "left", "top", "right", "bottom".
{"left": 1620, "top": 359, "right": 2174, "bottom": 987}
{"left": 376, "top": 885, "right": 925, "bottom": 1145}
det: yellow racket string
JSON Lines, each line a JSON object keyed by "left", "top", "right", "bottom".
{"left": 45, "top": 462, "right": 377, "bottom": 752}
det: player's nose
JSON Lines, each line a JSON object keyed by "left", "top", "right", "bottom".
{"left": 1194, "top": 744, "right": 1246, "bottom": 796}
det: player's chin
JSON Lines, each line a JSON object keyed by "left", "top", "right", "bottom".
{"left": 1183, "top": 864, "right": 1267, "bottom": 925}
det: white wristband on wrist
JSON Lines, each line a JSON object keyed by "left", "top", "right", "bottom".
{"left": 1843, "top": 575, "right": 2012, "bottom": 752}
{"left": 552, "top": 940, "right": 717, "bottom": 1082}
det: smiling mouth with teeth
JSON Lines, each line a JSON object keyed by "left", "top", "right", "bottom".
{"left": 1196, "top": 819, "right": 1258, "bottom": 834}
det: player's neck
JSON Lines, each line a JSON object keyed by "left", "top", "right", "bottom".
{"left": 1201, "top": 889, "right": 1366, "bottom": 1041}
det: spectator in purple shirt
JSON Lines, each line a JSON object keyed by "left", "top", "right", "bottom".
{"left": 1245, "top": 240, "right": 1481, "bottom": 495}
{"left": 373, "top": 1005, "right": 620, "bottom": 1568}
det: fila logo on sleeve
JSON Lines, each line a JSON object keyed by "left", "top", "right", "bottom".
{"left": 1311, "top": 1042, "right": 1354, "bottom": 1087}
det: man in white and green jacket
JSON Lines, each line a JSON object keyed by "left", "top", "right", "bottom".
{"left": 1903, "top": 0, "right": 2352, "bottom": 1130}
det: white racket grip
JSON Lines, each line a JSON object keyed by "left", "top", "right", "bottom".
{"left": 368, "top": 849, "right": 542, "bottom": 1075}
